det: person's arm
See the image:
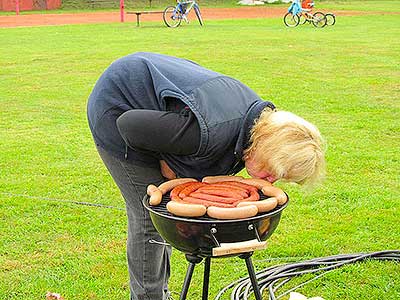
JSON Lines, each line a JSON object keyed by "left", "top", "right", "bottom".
{"left": 159, "top": 160, "right": 177, "bottom": 179}
{"left": 116, "top": 109, "right": 201, "bottom": 155}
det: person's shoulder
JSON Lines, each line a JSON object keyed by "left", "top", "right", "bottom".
{"left": 114, "top": 52, "right": 197, "bottom": 69}
{"left": 115, "top": 52, "right": 153, "bottom": 64}
{"left": 107, "top": 52, "right": 157, "bottom": 73}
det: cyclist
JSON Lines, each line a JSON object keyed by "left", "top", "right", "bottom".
{"left": 301, "top": 0, "right": 314, "bottom": 11}
{"left": 177, "top": 0, "right": 189, "bottom": 14}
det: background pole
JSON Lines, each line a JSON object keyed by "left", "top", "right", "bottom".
{"left": 120, "top": 0, "right": 124, "bottom": 22}
{"left": 15, "top": 0, "right": 20, "bottom": 15}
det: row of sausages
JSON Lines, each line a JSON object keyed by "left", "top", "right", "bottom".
{"left": 147, "top": 175, "right": 288, "bottom": 220}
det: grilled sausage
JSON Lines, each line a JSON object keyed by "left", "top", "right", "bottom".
{"left": 166, "top": 201, "right": 207, "bottom": 217}
{"left": 202, "top": 175, "right": 244, "bottom": 184}
{"left": 170, "top": 182, "right": 197, "bottom": 201}
{"left": 237, "top": 197, "right": 278, "bottom": 213}
{"left": 207, "top": 205, "right": 258, "bottom": 220}
{"left": 195, "top": 187, "right": 246, "bottom": 199}
{"left": 147, "top": 184, "right": 163, "bottom": 206}
{"left": 239, "top": 178, "right": 272, "bottom": 190}
{"left": 190, "top": 192, "right": 239, "bottom": 204}
{"left": 261, "top": 186, "right": 288, "bottom": 205}
{"left": 179, "top": 182, "right": 208, "bottom": 198}
{"left": 241, "top": 189, "right": 260, "bottom": 201}
{"left": 202, "top": 183, "right": 250, "bottom": 197}
{"left": 218, "top": 181, "right": 259, "bottom": 193}
{"left": 182, "top": 196, "right": 235, "bottom": 208}
{"left": 157, "top": 178, "right": 198, "bottom": 194}
{"left": 147, "top": 184, "right": 159, "bottom": 196}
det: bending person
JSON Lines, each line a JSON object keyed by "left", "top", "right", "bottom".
{"left": 87, "top": 52, "right": 325, "bottom": 300}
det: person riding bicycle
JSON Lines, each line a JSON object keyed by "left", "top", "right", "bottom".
{"left": 301, "top": 0, "right": 314, "bottom": 11}
{"left": 287, "top": 0, "right": 302, "bottom": 16}
{"left": 177, "top": 0, "right": 189, "bottom": 14}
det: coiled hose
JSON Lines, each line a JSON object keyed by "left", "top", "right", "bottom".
{"left": 215, "top": 250, "right": 400, "bottom": 300}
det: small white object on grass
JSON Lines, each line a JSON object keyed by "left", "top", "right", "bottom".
{"left": 237, "top": 0, "right": 265, "bottom": 5}
{"left": 46, "top": 292, "right": 64, "bottom": 300}
{"left": 289, "top": 292, "right": 325, "bottom": 300}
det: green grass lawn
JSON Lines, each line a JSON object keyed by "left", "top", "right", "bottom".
{"left": 0, "top": 4, "right": 399, "bottom": 300}
{"left": 318, "top": 0, "right": 400, "bottom": 12}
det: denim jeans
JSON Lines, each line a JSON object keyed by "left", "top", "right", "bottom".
{"left": 96, "top": 145, "right": 172, "bottom": 300}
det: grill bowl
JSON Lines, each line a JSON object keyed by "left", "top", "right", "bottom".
{"left": 143, "top": 193, "right": 289, "bottom": 257}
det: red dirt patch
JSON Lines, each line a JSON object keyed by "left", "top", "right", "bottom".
{"left": 0, "top": 7, "right": 393, "bottom": 28}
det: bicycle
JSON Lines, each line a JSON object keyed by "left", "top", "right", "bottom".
{"left": 163, "top": 0, "right": 203, "bottom": 28}
{"left": 283, "top": 0, "right": 326, "bottom": 28}
{"left": 298, "top": 10, "right": 326, "bottom": 27}
{"left": 298, "top": 0, "right": 336, "bottom": 26}
{"left": 299, "top": 12, "right": 335, "bottom": 26}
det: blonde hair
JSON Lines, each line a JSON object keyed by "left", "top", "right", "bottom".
{"left": 243, "top": 109, "right": 326, "bottom": 187}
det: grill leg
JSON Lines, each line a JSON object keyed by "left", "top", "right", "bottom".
{"left": 202, "top": 257, "right": 211, "bottom": 300}
{"left": 180, "top": 255, "right": 203, "bottom": 300}
{"left": 240, "top": 253, "right": 263, "bottom": 300}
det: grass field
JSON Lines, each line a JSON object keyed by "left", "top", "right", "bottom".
{"left": 0, "top": 2, "right": 399, "bottom": 299}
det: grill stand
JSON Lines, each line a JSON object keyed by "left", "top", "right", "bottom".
{"left": 180, "top": 252, "right": 262, "bottom": 300}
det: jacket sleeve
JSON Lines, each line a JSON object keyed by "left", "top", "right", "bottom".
{"left": 116, "top": 109, "right": 201, "bottom": 155}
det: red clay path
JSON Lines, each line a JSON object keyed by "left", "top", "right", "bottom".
{"left": 0, "top": 6, "right": 392, "bottom": 28}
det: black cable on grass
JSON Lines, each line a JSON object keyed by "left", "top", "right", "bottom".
{"left": 215, "top": 250, "right": 400, "bottom": 300}
{"left": 1, "top": 192, "right": 125, "bottom": 211}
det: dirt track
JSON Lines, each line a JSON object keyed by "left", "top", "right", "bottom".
{"left": 0, "top": 6, "right": 390, "bottom": 28}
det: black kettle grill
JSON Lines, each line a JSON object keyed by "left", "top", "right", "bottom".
{"left": 143, "top": 192, "right": 289, "bottom": 300}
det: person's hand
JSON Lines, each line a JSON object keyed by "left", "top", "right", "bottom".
{"left": 160, "top": 160, "right": 177, "bottom": 180}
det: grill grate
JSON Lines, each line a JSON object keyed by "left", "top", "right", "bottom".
{"left": 145, "top": 192, "right": 286, "bottom": 222}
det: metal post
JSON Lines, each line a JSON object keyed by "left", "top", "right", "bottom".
{"left": 120, "top": 0, "right": 124, "bottom": 22}
{"left": 15, "top": 0, "right": 20, "bottom": 15}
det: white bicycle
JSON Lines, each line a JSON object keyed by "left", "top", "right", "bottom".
{"left": 163, "top": 0, "right": 203, "bottom": 28}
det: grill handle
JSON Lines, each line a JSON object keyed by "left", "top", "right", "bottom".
{"left": 210, "top": 223, "right": 266, "bottom": 256}
{"left": 212, "top": 239, "right": 267, "bottom": 257}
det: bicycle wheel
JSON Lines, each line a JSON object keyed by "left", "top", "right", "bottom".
{"left": 325, "top": 13, "right": 336, "bottom": 26}
{"left": 298, "top": 13, "right": 308, "bottom": 25}
{"left": 283, "top": 13, "right": 299, "bottom": 27}
{"left": 163, "top": 6, "right": 182, "bottom": 28}
{"left": 194, "top": 5, "right": 203, "bottom": 26}
{"left": 312, "top": 11, "right": 326, "bottom": 28}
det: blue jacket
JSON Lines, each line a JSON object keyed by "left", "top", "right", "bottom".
{"left": 288, "top": 0, "right": 302, "bottom": 15}
{"left": 87, "top": 52, "right": 274, "bottom": 179}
